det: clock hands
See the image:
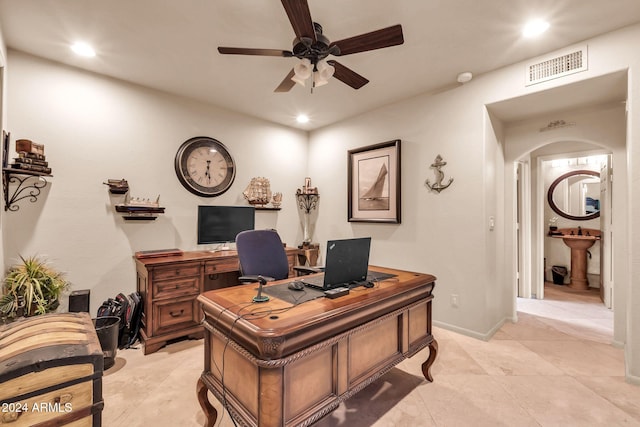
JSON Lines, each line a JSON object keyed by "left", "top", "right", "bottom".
{"left": 205, "top": 160, "right": 211, "bottom": 184}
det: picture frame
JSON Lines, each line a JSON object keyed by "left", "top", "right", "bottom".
{"left": 348, "top": 139, "right": 401, "bottom": 223}
{"left": 2, "top": 130, "right": 8, "bottom": 169}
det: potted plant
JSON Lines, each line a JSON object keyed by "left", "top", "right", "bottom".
{"left": 0, "top": 255, "right": 70, "bottom": 321}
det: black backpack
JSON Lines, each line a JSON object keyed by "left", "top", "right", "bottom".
{"left": 124, "top": 292, "right": 143, "bottom": 348}
{"left": 97, "top": 292, "right": 143, "bottom": 349}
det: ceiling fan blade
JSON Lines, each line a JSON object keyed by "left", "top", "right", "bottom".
{"left": 274, "top": 69, "right": 297, "bottom": 92}
{"left": 327, "top": 61, "right": 369, "bottom": 89}
{"left": 218, "top": 47, "right": 293, "bottom": 57}
{"left": 330, "top": 24, "right": 404, "bottom": 56}
{"left": 281, "top": 0, "right": 316, "bottom": 42}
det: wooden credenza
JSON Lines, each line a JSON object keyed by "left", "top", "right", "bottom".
{"left": 135, "top": 248, "right": 298, "bottom": 355}
{"left": 197, "top": 266, "right": 438, "bottom": 427}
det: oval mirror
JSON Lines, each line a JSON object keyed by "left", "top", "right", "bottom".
{"left": 547, "top": 170, "right": 600, "bottom": 221}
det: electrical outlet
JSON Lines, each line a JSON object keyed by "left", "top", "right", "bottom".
{"left": 451, "top": 294, "right": 459, "bottom": 308}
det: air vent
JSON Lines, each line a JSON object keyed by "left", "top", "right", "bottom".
{"left": 525, "top": 46, "right": 588, "bottom": 86}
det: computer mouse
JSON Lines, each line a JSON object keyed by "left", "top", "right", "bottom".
{"left": 288, "top": 281, "right": 305, "bottom": 291}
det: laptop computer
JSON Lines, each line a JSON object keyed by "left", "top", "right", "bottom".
{"left": 301, "top": 237, "right": 371, "bottom": 290}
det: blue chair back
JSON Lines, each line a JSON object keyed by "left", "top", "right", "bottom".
{"left": 236, "top": 229, "right": 290, "bottom": 280}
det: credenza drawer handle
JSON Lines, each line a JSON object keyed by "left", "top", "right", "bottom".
{"left": 54, "top": 393, "right": 73, "bottom": 404}
{"left": 175, "top": 269, "right": 181, "bottom": 275}
{"left": 170, "top": 309, "right": 184, "bottom": 317}
{"left": 1, "top": 411, "right": 20, "bottom": 423}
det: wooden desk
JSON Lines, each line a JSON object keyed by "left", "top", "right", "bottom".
{"left": 135, "top": 248, "right": 298, "bottom": 355}
{"left": 196, "top": 266, "right": 438, "bottom": 427}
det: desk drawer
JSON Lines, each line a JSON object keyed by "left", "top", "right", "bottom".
{"left": 204, "top": 259, "right": 238, "bottom": 274}
{"left": 153, "top": 263, "right": 200, "bottom": 281}
{"left": 153, "top": 276, "right": 199, "bottom": 300}
{"left": 153, "top": 297, "right": 200, "bottom": 335}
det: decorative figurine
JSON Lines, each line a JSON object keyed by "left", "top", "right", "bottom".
{"left": 425, "top": 155, "right": 454, "bottom": 193}
{"left": 296, "top": 178, "right": 319, "bottom": 245}
{"left": 271, "top": 192, "right": 283, "bottom": 208}
{"left": 243, "top": 177, "right": 272, "bottom": 207}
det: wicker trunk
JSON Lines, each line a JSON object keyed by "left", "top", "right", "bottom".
{"left": 0, "top": 312, "right": 104, "bottom": 426}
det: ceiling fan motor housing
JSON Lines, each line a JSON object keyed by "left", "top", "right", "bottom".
{"left": 292, "top": 22, "right": 339, "bottom": 64}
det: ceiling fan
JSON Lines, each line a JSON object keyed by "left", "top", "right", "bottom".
{"left": 217, "top": 0, "right": 404, "bottom": 92}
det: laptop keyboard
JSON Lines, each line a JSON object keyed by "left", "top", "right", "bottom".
{"left": 301, "top": 271, "right": 397, "bottom": 290}
{"left": 301, "top": 274, "right": 325, "bottom": 289}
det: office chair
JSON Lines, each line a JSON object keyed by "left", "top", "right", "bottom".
{"left": 236, "top": 229, "right": 320, "bottom": 302}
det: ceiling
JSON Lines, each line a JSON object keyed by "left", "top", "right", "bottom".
{"left": 1, "top": 0, "right": 640, "bottom": 131}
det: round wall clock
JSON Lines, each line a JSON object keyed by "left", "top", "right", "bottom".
{"left": 174, "top": 136, "right": 236, "bottom": 197}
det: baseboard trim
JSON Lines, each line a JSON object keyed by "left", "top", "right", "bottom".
{"left": 433, "top": 316, "right": 512, "bottom": 342}
{"left": 626, "top": 372, "right": 640, "bottom": 386}
{"left": 611, "top": 339, "right": 625, "bottom": 349}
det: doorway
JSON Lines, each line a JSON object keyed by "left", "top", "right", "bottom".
{"left": 489, "top": 71, "right": 628, "bottom": 348}
{"left": 537, "top": 152, "right": 612, "bottom": 308}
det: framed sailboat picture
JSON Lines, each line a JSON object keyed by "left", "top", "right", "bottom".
{"left": 348, "top": 140, "right": 401, "bottom": 223}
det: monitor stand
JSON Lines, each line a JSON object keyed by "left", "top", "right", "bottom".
{"left": 207, "top": 242, "right": 231, "bottom": 253}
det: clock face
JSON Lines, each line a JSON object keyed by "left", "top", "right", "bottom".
{"left": 174, "top": 137, "right": 236, "bottom": 197}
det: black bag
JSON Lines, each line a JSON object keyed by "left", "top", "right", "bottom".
{"left": 97, "top": 292, "right": 143, "bottom": 349}
{"left": 126, "top": 292, "right": 143, "bottom": 348}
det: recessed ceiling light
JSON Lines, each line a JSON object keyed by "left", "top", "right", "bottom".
{"left": 457, "top": 71, "right": 473, "bottom": 83}
{"left": 71, "top": 42, "right": 96, "bottom": 57}
{"left": 522, "top": 19, "right": 550, "bottom": 38}
{"left": 296, "top": 114, "right": 309, "bottom": 124}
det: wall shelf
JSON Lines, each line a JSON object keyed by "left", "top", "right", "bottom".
{"left": 2, "top": 168, "right": 52, "bottom": 212}
{"left": 115, "top": 204, "right": 165, "bottom": 220}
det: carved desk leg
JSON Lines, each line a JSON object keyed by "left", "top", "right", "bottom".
{"left": 197, "top": 377, "right": 217, "bottom": 427}
{"left": 421, "top": 338, "right": 439, "bottom": 382}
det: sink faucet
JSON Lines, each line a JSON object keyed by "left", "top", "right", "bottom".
{"left": 577, "top": 226, "right": 583, "bottom": 236}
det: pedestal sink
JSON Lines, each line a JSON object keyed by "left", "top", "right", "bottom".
{"left": 552, "top": 234, "right": 599, "bottom": 290}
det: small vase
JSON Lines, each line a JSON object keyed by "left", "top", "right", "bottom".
{"left": 302, "top": 213, "right": 311, "bottom": 244}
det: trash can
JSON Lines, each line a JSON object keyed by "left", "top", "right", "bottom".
{"left": 93, "top": 316, "right": 120, "bottom": 369}
{"left": 551, "top": 266, "right": 568, "bottom": 285}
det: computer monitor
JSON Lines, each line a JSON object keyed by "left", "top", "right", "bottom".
{"left": 197, "top": 205, "right": 255, "bottom": 245}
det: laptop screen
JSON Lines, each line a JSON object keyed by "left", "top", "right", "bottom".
{"left": 322, "top": 237, "right": 371, "bottom": 288}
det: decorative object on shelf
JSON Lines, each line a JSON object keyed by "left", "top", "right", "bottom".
{"left": 175, "top": 136, "right": 236, "bottom": 197}
{"left": 115, "top": 193, "right": 165, "bottom": 220}
{"left": 103, "top": 178, "right": 129, "bottom": 194}
{"left": 0, "top": 255, "right": 70, "bottom": 321}
{"left": 243, "top": 177, "right": 272, "bottom": 207}
{"left": 348, "top": 140, "right": 401, "bottom": 223}
{"left": 296, "top": 177, "right": 320, "bottom": 245}
{"left": 11, "top": 139, "right": 51, "bottom": 174}
{"left": 2, "top": 134, "right": 54, "bottom": 211}
{"left": 271, "top": 192, "right": 283, "bottom": 208}
{"left": 539, "top": 119, "right": 575, "bottom": 132}
{"left": 425, "top": 154, "right": 454, "bottom": 193}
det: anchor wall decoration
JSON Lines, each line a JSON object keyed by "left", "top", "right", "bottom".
{"left": 425, "top": 155, "right": 454, "bottom": 193}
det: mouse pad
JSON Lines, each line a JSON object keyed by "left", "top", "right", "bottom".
{"left": 262, "top": 282, "right": 325, "bottom": 305}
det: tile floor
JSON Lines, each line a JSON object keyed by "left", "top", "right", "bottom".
{"left": 102, "top": 284, "right": 640, "bottom": 426}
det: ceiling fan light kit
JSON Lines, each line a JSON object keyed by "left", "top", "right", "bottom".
{"left": 217, "top": 0, "right": 404, "bottom": 92}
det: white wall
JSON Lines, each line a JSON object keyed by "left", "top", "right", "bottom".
{"left": 308, "top": 24, "right": 640, "bottom": 382}
{"left": 308, "top": 83, "right": 502, "bottom": 337}
{"left": 2, "top": 51, "right": 309, "bottom": 314}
